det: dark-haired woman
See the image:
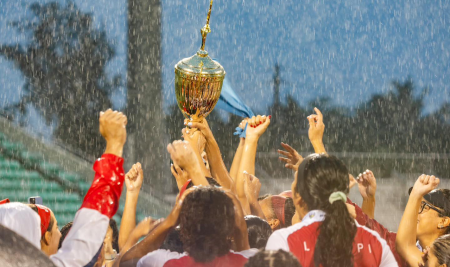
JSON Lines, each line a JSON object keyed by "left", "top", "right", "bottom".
{"left": 266, "top": 154, "right": 397, "bottom": 267}
{"left": 396, "top": 175, "right": 450, "bottom": 267}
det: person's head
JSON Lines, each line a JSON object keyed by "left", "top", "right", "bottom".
{"left": 415, "top": 189, "right": 450, "bottom": 243}
{"left": 83, "top": 244, "right": 105, "bottom": 267}
{"left": 160, "top": 226, "right": 184, "bottom": 253}
{"left": 179, "top": 187, "right": 235, "bottom": 263}
{"left": 0, "top": 202, "right": 41, "bottom": 248}
{"left": 426, "top": 234, "right": 450, "bottom": 267}
{"left": 258, "top": 195, "right": 295, "bottom": 230}
{"left": 106, "top": 219, "right": 119, "bottom": 253}
{"left": 292, "top": 153, "right": 356, "bottom": 267}
{"left": 245, "top": 215, "right": 273, "bottom": 249}
{"left": 58, "top": 222, "right": 73, "bottom": 249}
{"left": 186, "top": 177, "right": 220, "bottom": 189}
{"left": 244, "top": 249, "right": 302, "bottom": 267}
{"left": 28, "top": 204, "right": 61, "bottom": 256}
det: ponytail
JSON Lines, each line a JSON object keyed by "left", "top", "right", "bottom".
{"left": 296, "top": 154, "right": 356, "bottom": 267}
{"left": 315, "top": 199, "right": 356, "bottom": 267}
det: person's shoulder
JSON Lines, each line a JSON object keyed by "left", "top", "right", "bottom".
{"left": 137, "top": 249, "right": 187, "bottom": 267}
{"left": 356, "top": 222, "right": 389, "bottom": 246}
{"left": 231, "top": 248, "right": 259, "bottom": 259}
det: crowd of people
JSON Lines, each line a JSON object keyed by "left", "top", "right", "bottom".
{"left": 1, "top": 108, "right": 450, "bottom": 267}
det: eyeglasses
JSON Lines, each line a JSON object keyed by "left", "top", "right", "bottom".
{"left": 419, "top": 201, "right": 445, "bottom": 215}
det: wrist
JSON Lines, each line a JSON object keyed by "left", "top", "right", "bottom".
{"left": 362, "top": 195, "right": 376, "bottom": 202}
{"left": 409, "top": 191, "right": 425, "bottom": 200}
{"left": 105, "top": 142, "right": 124, "bottom": 157}
{"left": 247, "top": 197, "right": 257, "bottom": 204}
{"left": 244, "top": 137, "right": 259, "bottom": 145}
{"left": 126, "top": 190, "right": 140, "bottom": 199}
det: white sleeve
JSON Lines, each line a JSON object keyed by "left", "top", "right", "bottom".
{"left": 379, "top": 241, "right": 399, "bottom": 267}
{"left": 137, "top": 249, "right": 186, "bottom": 267}
{"left": 265, "top": 230, "right": 290, "bottom": 252}
{"left": 50, "top": 208, "right": 109, "bottom": 267}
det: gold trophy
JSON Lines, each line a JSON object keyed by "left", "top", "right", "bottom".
{"left": 174, "top": 0, "right": 226, "bottom": 122}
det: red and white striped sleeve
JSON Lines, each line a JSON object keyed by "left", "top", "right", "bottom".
{"left": 51, "top": 154, "right": 125, "bottom": 267}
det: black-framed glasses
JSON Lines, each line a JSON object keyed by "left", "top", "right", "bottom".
{"left": 419, "top": 201, "right": 444, "bottom": 215}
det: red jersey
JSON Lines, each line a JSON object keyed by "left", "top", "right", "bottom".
{"left": 346, "top": 199, "right": 407, "bottom": 267}
{"left": 137, "top": 249, "right": 258, "bottom": 267}
{"left": 265, "top": 210, "right": 398, "bottom": 267}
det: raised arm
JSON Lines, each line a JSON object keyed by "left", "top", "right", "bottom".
{"left": 51, "top": 109, "right": 127, "bottom": 267}
{"left": 225, "top": 191, "right": 251, "bottom": 251}
{"left": 236, "top": 115, "right": 271, "bottom": 214}
{"left": 243, "top": 172, "right": 266, "bottom": 220}
{"left": 396, "top": 175, "right": 440, "bottom": 267}
{"left": 357, "top": 170, "right": 377, "bottom": 219}
{"left": 182, "top": 126, "right": 212, "bottom": 178}
{"left": 187, "top": 118, "right": 235, "bottom": 192}
{"left": 307, "top": 107, "right": 326, "bottom": 154}
{"left": 118, "top": 163, "right": 144, "bottom": 250}
{"left": 116, "top": 186, "right": 194, "bottom": 266}
{"left": 171, "top": 163, "right": 190, "bottom": 191}
{"left": 278, "top": 142, "right": 303, "bottom": 171}
{"left": 230, "top": 120, "right": 248, "bottom": 180}
{"left": 168, "top": 140, "right": 209, "bottom": 187}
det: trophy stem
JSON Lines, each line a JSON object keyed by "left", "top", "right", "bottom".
{"left": 200, "top": 0, "right": 214, "bottom": 51}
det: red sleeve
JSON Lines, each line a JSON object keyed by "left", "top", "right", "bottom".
{"left": 80, "top": 154, "right": 125, "bottom": 218}
{"left": 347, "top": 198, "right": 407, "bottom": 267}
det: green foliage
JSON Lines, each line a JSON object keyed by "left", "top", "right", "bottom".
{"left": 0, "top": 2, "right": 120, "bottom": 157}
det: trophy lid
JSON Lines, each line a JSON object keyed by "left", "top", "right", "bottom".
{"left": 174, "top": 49, "right": 225, "bottom": 78}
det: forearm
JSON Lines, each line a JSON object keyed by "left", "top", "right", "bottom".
{"left": 185, "top": 162, "right": 210, "bottom": 187}
{"left": 361, "top": 197, "right": 376, "bottom": 219}
{"left": 236, "top": 139, "right": 258, "bottom": 213}
{"left": 248, "top": 199, "right": 266, "bottom": 220}
{"left": 230, "top": 138, "right": 245, "bottom": 180}
{"left": 119, "top": 220, "right": 172, "bottom": 263}
{"left": 104, "top": 142, "right": 124, "bottom": 158}
{"left": 118, "top": 192, "right": 139, "bottom": 250}
{"left": 205, "top": 139, "right": 236, "bottom": 193}
{"left": 396, "top": 194, "right": 423, "bottom": 264}
{"left": 311, "top": 140, "right": 326, "bottom": 154}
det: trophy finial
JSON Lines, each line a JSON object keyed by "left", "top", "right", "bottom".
{"left": 200, "top": 0, "right": 214, "bottom": 51}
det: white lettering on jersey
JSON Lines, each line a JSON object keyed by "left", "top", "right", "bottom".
{"left": 357, "top": 243, "right": 363, "bottom": 253}
{"left": 304, "top": 242, "right": 310, "bottom": 251}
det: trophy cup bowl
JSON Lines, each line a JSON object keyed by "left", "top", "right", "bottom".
{"left": 174, "top": 0, "right": 225, "bottom": 122}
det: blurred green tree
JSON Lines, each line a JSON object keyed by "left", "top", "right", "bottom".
{"left": 0, "top": 2, "right": 120, "bottom": 158}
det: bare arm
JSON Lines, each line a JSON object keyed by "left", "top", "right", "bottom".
{"left": 236, "top": 115, "right": 271, "bottom": 214}
{"left": 115, "top": 220, "right": 173, "bottom": 265}
{"left": 244, "top": 173, "right": 266, "bottom": 220}
{"left": 307, "top": 107, "right": 326, "bottom": 154}
{"left": 168, "top": 140, "right": 209, "bottom": 187}
{"left": 396, "top": 175, "right": 440, "bottom": 267}
{"left": 230, "top": 138, "right": 245, "bottom": 180}
{"left": 357, "top": 170, "right": 377, "bottom": 219}
{"left": 225, "top": 191, "right": 251, "bottom": 251}
{"left": 114, "top": 185, "right": 190, "bottom": 266}
{"left": 119, "top": 218, "right": 159, "bottom": 255}
{"left": 118, "top": 163, "right": 144, "bottom": 250}
{"left": 188, "top": 119, "right": 236, "bottom": 193}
